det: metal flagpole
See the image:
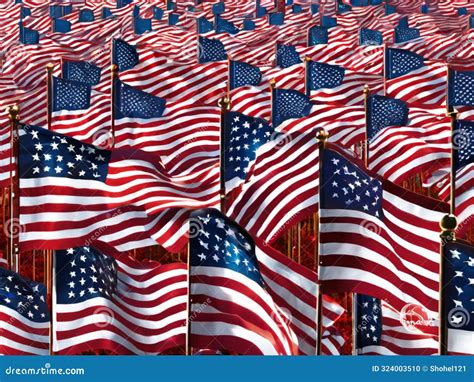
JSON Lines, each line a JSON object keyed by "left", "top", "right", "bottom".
{"left": 7, "top": 105, "right": 20, "bottom": 272}
{"left": 304, "top": 56, "right": 311, "bottom": 97}
{"left": 218, "top": 96, "right": 230, "bottom": 214}
{"left": 448, "top": 111, "right": 458, "bottom": 216}
{"left": 316, "top": 129, "right": 329, "bottom": 355}
{"left": 110, "top": 64, "right": 119, "bottom": 149}
{"left": 439, "top": 214, "right": 457, "bottom": 355}
{"left": 48, "top": 249, "right": 55, "bottom": 355}
{"left": 186, "top": 241, "right": 191, "bottom": 356}
{"left": 46, "top": 63, "right": 54, "bottom": 131}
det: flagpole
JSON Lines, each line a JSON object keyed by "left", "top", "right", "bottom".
{"left": 226, "top": 57, "right": 231, "bottom": 108}
{"left": 363, "top": 84, "right": 370, "bottom": 168}
{"left": 446, "top": 66, "right": 453, "bottom": 115}
{"left": 439, "top": 214, "right": 457, "bottom": 355}
{"left": 316, "top": 129, "right": 329, "bottom": 356}
{"left": 7, "top": 105, "right": 20, "bottom": 273}
{"left": 110, "top": 64, "right": 118, "bottom": 149}
{"left": 186, "top": 241, "right": 191, "bottom": 356}
{"left": 218, "top": 96, "right": 230, "bottom": 214}
{"left": 48, "top": 249, "right": 55, "bottom": 355}
{"left": 304, "top": 56, "right": 311, "bottom": 97}
{"left": 382, "top": 44, "right": 387, "bottom": 95}
{"left": 269, "top": 79, "right": 276, "bottom": 125}
{"left": 46, "top": 63, "right": 54, "bottom": 131}
{"left": 448, "top": 111, "right": 458, "bottom": 215}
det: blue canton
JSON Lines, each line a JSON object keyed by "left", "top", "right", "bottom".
{"left": 19, "top": 123, "right": 110, "bottom": 181}
{"left": 134, "top": 17, "right": 152, "bottom": 34}
{"left": 321, "top": 149, "right": 383, "bottom": 218}
{"left": 224, "top": 111, "right": 273, "bottom": 185}
{"left": 359, "top": 28, "right": 383, "bottom": 46}
{"left": 113, "top": 39, "right": 139, "bottom": 72}
{"left": 273, "top": 89, "right": 313, "bottom": 127}
{"left": 52, "top": 77, "right": 91, "bottom": 112}
{"left": 367, "top": 95, "right": 409, "bottom": 140}
{"left": 229, "top": 60, "right": 262, "bottom": 90}
{"left": 443, "top": 242, "right": 474, "bottom": 332}
{"left": 19, "top": 23, "right": 39, "bottom": 44}
{"left": 449, "top": 70, "right": 474, "bottom": 107}
{"left": 308, "top": 61, "right": 345, "bottom": 91}
{"left": 275, "top": 44, "right": 301, "bottom": 69}
{"left": 386, "top": 48, "right": 424, "bottom": 80}
{"left": 454, "top": 120, "right": 474, "bottom": 170}
{"left": 356, "top": 294, "right": 382, "bottom": 348}
{"left": 62, "top": 61, "right": 101, "bottom": 86}
{"left": 79, "top": 9, "right": 94, "bottom": 22}
{"left": 215, "top": 16, "right": 239, "bottom": 34}
{"left": 269, "top": 12, "right": 284, "bottom": 26}
{"left": 115, "top": 81, "right": 166, "bottom": 119}
{"left": 394, "top": 27, "right": 420, "bottom": 43}
{"left": 308, "top": 26, "right": 329, "bottom": 45}
{"left": 189, "top": 209, "right": 265, "bottom": 287}
{"left": 55, "top": 247, "right": 117, "bottom": 305}
{"left": 198, "top": 37, "right": 227, "bottom": 63}
{"left": 197, "top": 17, "right": 213, "bottom": 33}
{"left": 0, "top": 268, "right": 49, "bottom": 323}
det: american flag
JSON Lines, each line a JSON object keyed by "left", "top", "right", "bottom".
{"left": 306, "top": 60, "right": 383, "bottom": 105}
{"left": 18, "top": 123, "right": 219, "bottom": 252}
{"left": 443, "top": 240, "right": 474, "bottom": 355}
{"left": 0, "top": 268, "right": 50, "bottom": 355}
{"left": 385, "top": 47, "right": 447, "bottom": 106}
{"left": 228, "top": 131, "right": 319, "bottom": 244}
{"left": 448, "top": 67, "right": 474, "bottom": 108}
{"left": 319, "top": 143, "right": 449, "bottom": 316}
{"left": 367, "top": 94, "right": 451, "bottom": 184}
{"left": 189, "top": 208, "right": 300, "bottom": 355}
{"left": 53, "top": 246, "right": 187, "bottom": 354}
{"left": 355, "top": 294, "right": 438, "bottom": 355}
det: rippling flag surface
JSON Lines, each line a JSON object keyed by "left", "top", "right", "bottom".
{"left": 18, "top": 124, "right": 219, "bottom": 251}
{"left": 448, "top": 68, "right": 474, "bottom": 107}
{"left": 189, "top": 208, "right": 299, "bottom": 355}
{"left": 0, "top": 268, "right": 49, "bottom": 355}
{"left": 54, "top": 247, "right": 187, "bottom": 354}
{"left": 319, "top": 143, "right": 449, "bottom": 315}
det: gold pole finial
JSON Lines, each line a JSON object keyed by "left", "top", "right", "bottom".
{"left": 269, "top": 78, "right": 276, "bottom": 88}
{"left": 304, "top": 56, "right": 312, "bottom": 62}
{"left": 363, "top": 84, "right": 370, "bottom": 95}
{"left": 440, "top": 214, "right": 457, "bottom": 241}
{"left": 46, "top": 63, "right": 54, "bottom": 72}
{"left": 7, "top": 105, "right": 20, "bottom": 121}
{"left": 316, "top": 129, "right": 329, "bottom": 143}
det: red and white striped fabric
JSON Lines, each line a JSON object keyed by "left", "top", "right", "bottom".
{"left": 321, "top": 326, "right": 346, "bottom": 355}
{"left": 385, "top": 60, "right": 447, "bottom": 106}
{"left": 19, "top": 125, "right": 220, "bottom": 252}
{"left": 114, "top": 102, "right": 221, "bottom": 177}
{"left": 54, "top": 252, "right": 187, "bottom": 354}
{"left": 278, "top": 103, "right": 366, "bottom": 149}
{"left": 320, "top": 143, "right": 449, "bottom": 316}
{"left": 228, "top": 131, "right": 319, "bottom": 244}
{"left": 358, "top": 301, "right": 438, "bottom": 355}
{"left": 309, "top": 65, "right": 384, "bottom": 106}
{"left": 368, "top": 106, "right": 451, "bottom": 184}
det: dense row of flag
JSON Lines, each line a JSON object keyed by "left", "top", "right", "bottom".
{"left": 0, "top": 0, "right": 473, "bottom": 356}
